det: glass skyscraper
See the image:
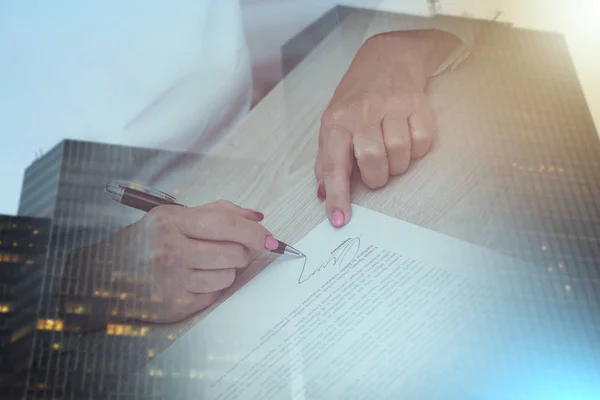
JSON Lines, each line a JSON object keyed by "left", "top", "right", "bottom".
{"left": 13, "top": 139, "right": 201, "bottom": 399}
{"left": 0, "top": 216, "right": 51, "bottom": 399}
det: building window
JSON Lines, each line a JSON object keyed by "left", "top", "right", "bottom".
{"left": 106, "top": 324, "right": 150, "bottom": 337}
{"left": 37, "top": 319, "right": 64, "bottom": 331}
{"left": 52, "top": 343, "right": 61, "bottom": 350}
{"left": 65, "top": 302, "right": 88, "bottom": 315}
{"left": 0, "top": 303, "right": 11, "bottom": 313}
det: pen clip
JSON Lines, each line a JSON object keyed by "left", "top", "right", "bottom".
{"left": 107, "top": 180, "right": 177, "bottom": 203}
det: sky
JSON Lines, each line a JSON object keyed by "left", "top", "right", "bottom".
{"left": 1, "top": 0, "right": 598, "bottom": 216}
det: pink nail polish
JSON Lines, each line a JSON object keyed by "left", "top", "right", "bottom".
{"left": 317, "top": 180, "right": 325, "bottom": 200}
{"left": 245, "top": 209, "right": 265, "bottom": 220}
{"left": 265, "top": 235, "right": 279, "bottom": 251}
{"left": 331, "top": 210, "right": 345, "bottom": 227}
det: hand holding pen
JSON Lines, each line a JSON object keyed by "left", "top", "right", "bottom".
{"left": 102, "top": 181, "right": 303, "bottom": 323}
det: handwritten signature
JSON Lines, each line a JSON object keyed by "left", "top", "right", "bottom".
{"left": 297, "top": 236, "right": 361, "bottom": 284}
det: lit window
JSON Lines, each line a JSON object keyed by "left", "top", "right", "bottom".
{"left": 107, "top": 324, "right": 116, "bottom": 335}
{"left": 115, "top": 325, "right": 124, "bottom": 336}
{"left": 565, "top": 284, "right": 572, "bottom": 293}
{"left": 0, "top": 304, "right": 11, "bottom": 313}
{"left": 2, "top": 255, "right": 10, "bottom": 262}
{"left": 140, "top": 327, "right": 150, "bottom": 336}
{"left": 11, "top": 255, "right": 21, "bottom": 263}
{"left": 37, "top": 319, "right": 63, "bottom": 331}
{"left": 12, "top": 242, "right": 18, "bottom": 247}
{"left": 33, "top": 230, "right": 39, "bottom": 235}
{"left": 52, "top": 343, "right": 61, "bottom": 350}
{"left": 26, "top": 260, "right": 34, "bottom": 265}
{"left": 35, "top": 383, "right": 47, "bottom": 390}
{"left": 120, "top": 293, "right": 127, "bottom": 300}
{"left": 167, "top": 334, "right": 176, "bottom": 340}
{"left": 148, "top": 349, "right": 156, "bottom": 358}
{"left": 123, "top": 325, "right": 132, "bottom": 336}
{"left": 94, "top": 290, "right": 101, "bottom": 296}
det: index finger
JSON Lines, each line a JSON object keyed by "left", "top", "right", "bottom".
{"left": 176, "top": 207, "right": 274, "bottom": 253}
{"left": 320, "top": 125, "right": 354, "bottom": 227}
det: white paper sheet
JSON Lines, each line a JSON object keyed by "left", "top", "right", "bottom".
{"left": 157, "top": 205, "right": 599, "bottom": 400}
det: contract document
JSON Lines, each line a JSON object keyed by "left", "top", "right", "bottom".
{"left": 156, "top": 205, "right": 599, "bottom": 400}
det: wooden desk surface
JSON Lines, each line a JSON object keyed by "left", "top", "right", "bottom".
{"left": 173, "top": 8, "right": 599, "bottom": 263}
{"left": 141, "top": 7, "right": 600, "bottom": 382}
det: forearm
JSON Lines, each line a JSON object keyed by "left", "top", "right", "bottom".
{"left": 356, "top": 10, "right": 487, "bottom": 78}
{"left": 364, "top": 29, "right": 461, "bottom": 90}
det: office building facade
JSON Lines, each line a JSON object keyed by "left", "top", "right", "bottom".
{"left": 0, "top": 216, "right": 51, "bottom": 399}
{"left": 14, "top": 139, "right": 202, "bottom": 399}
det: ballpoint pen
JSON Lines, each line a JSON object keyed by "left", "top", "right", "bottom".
{"left": 104, "top": 180, "right": 304, "bottom": 258}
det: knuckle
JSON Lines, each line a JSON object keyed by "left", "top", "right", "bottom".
{"left": 321, "top": 106, "right": 346, "bottom": 128}
{"left": 386, "top": 137, "right": 410, "bottom": 154}
{"left": 356, "top": 143, "right": 386, "bottom": 163}
{"left": 386, "top": 93, "right": 414, "bottom": 111}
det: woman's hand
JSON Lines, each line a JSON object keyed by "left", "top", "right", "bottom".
{"left": 315, "top": 29, "right": 460, "bottom": 227}
{"left": 66, "top": 200, "right": 278, "bottom": 325}
{"left": 129, "top": 200, "right": 275, "bottom": 322}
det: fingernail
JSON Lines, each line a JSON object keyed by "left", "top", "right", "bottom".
{"left": 265, "top": 235, "right": 279, "bottom": 251}
{"left": 316, "top": 180, "right": 325, "bottom": 200}
{"left": 245, "top": 209, "right": 264, "bottom": 221}
{"left": 331, "top": 209, "right": 345, "bottom": 227}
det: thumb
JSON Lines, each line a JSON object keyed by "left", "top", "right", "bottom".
{"left": 320, "top": 126, "right": 354, "bottom": 227}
